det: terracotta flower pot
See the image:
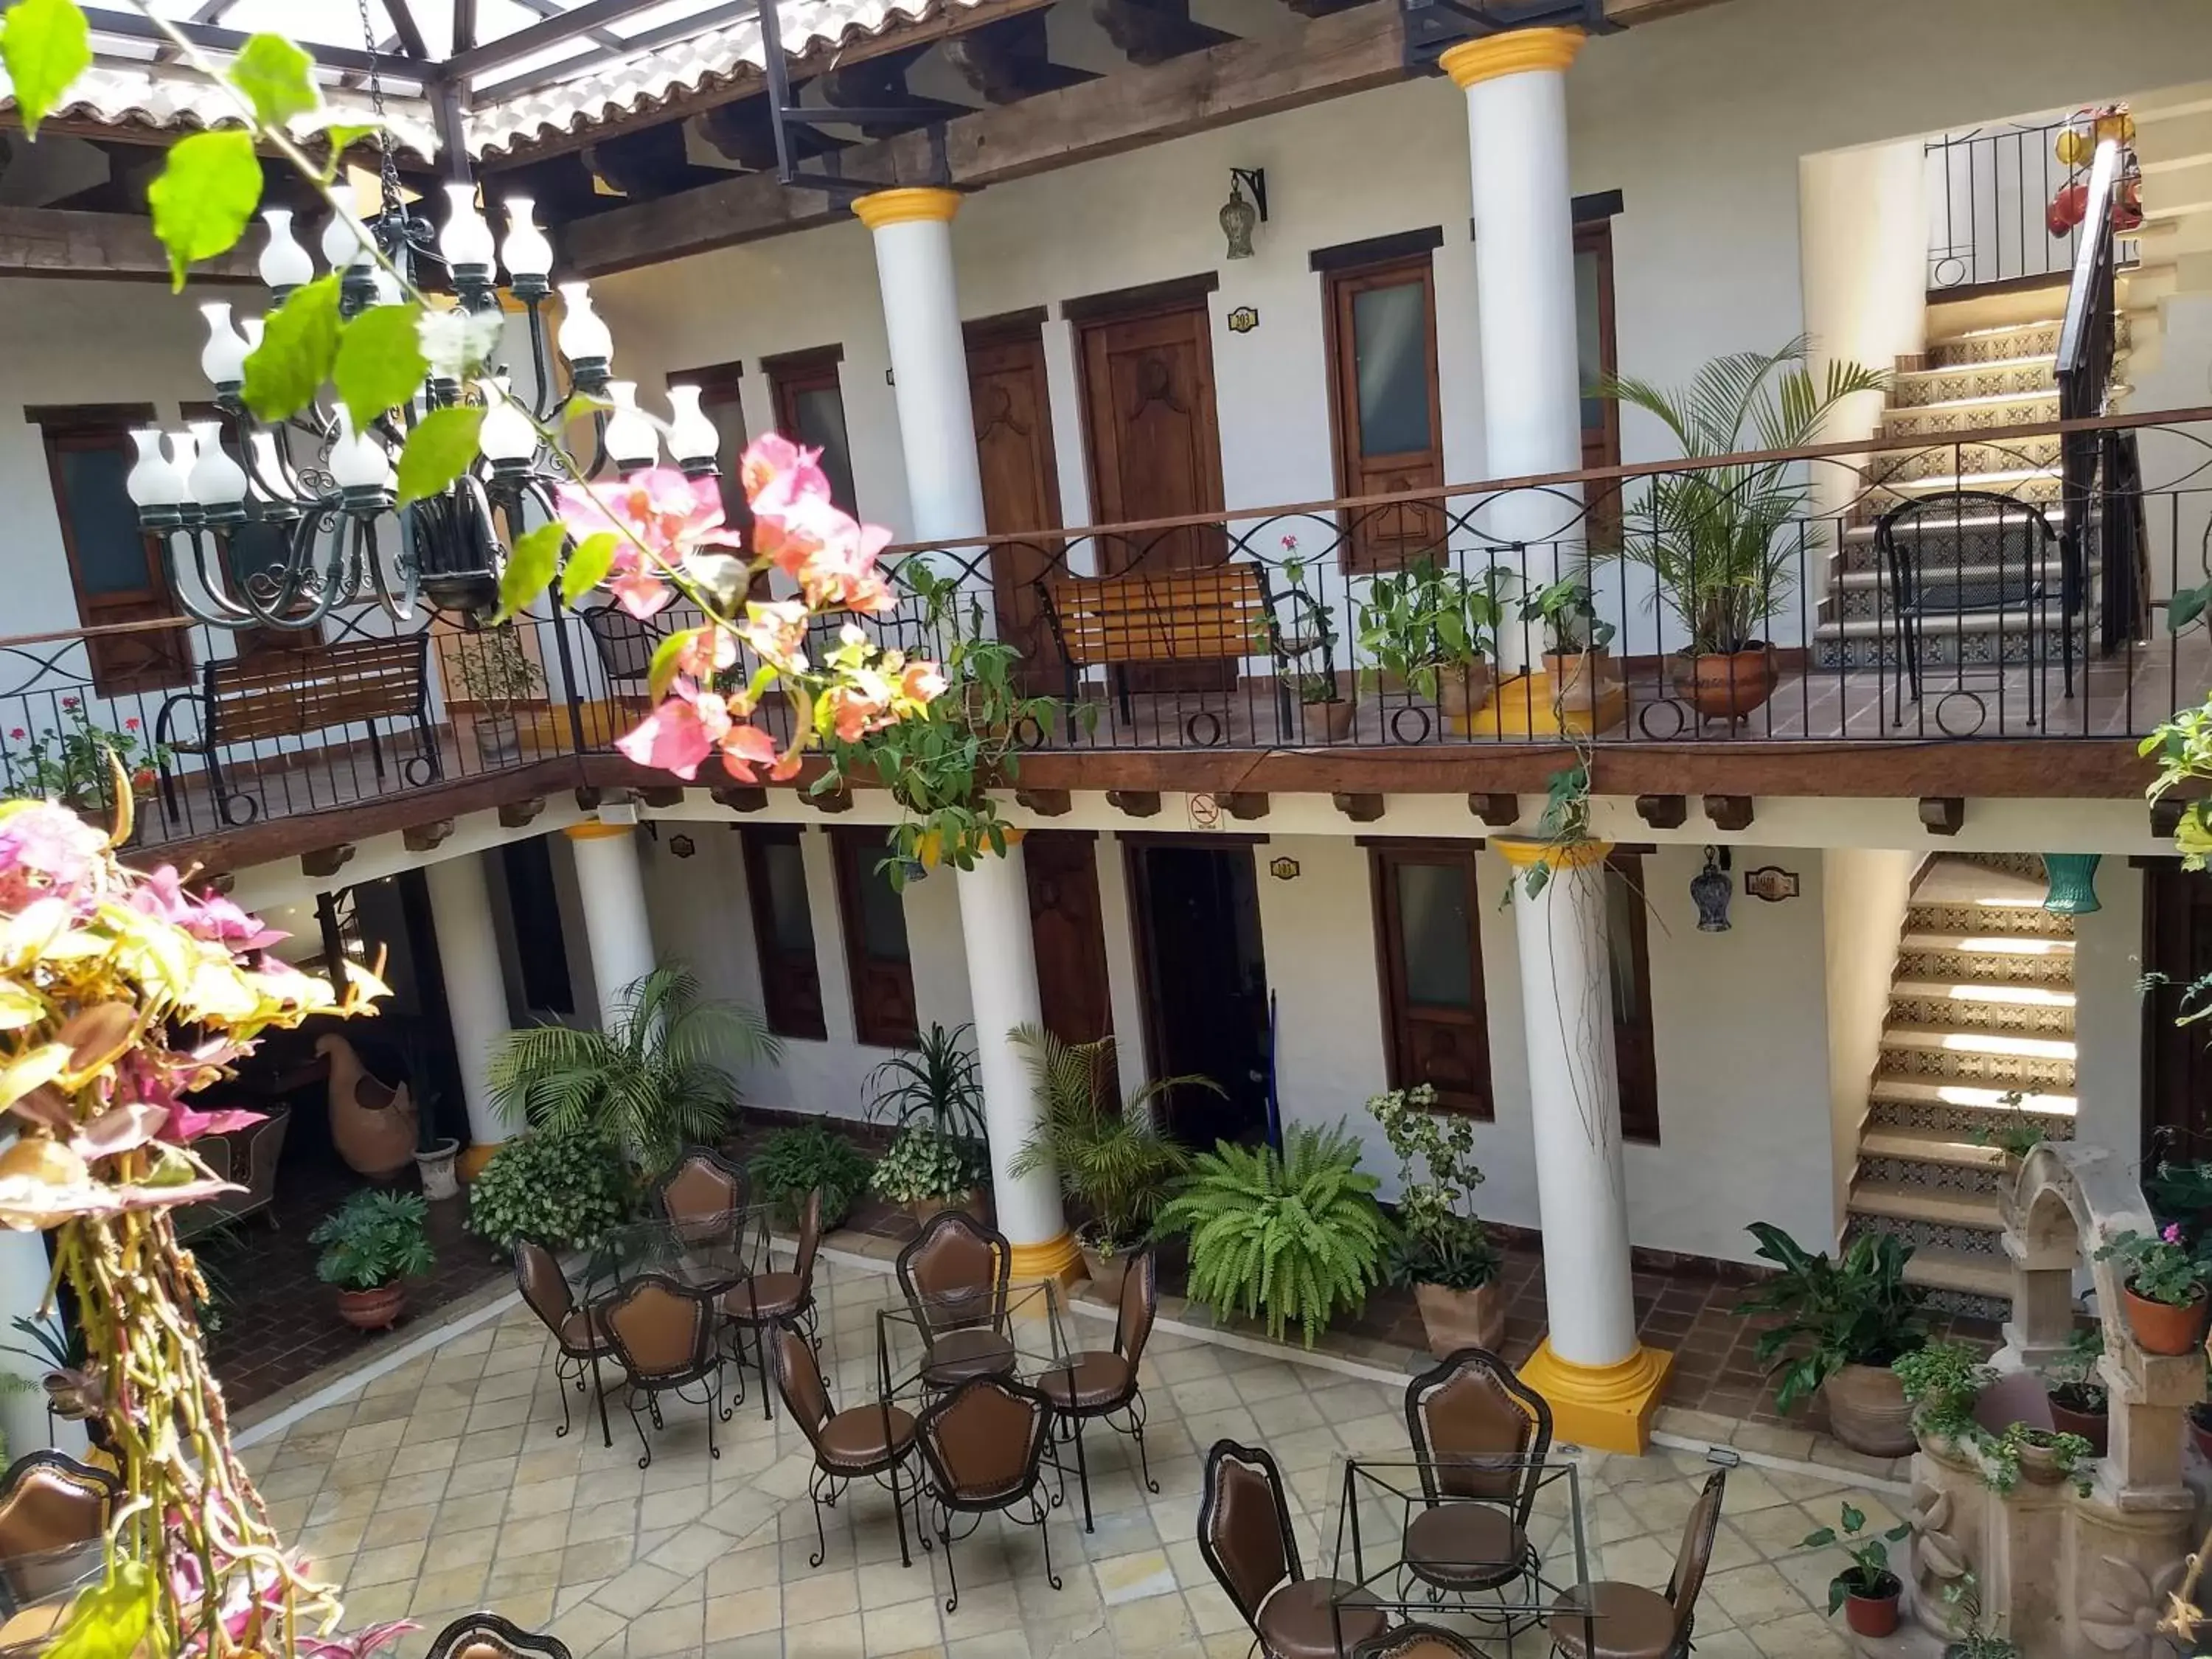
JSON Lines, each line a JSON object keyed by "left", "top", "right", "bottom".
{"left": 2014, "top": 1431, "right": 2073, "bottom": 1485}
{"left": 1413, "top": 1279, "right": 1507, "bottom": 1358}
{"left": 1303, "top": 698, "right": 1356, "bottom": 742}
{"left": 1820, "top": 1362, "right": 1917, "bottom": 1456}
{"left": 2123, "top": 1281, "right": 2208, "bottom": 1355}
{"left": 335, "top": 1282, "right": 406, "bottom": 1332}
{"left": 1082, "top": 1245, "right": 1132, "bottom": 1302}
{"left": 2048, "top": 1388, "right": 2109, "bottom": 1456}
{"left": 1843, "top": 1578, "right": 1902, "bottom": 1638}
{"left": 1543, "top": 650, "right": 1611, "bottom": 712}
{"left": 1436, "top": 663, "right": 1495, "bottom": 721}
{"left": 1671, "top": 645, "right": 1780, "bottom": 720}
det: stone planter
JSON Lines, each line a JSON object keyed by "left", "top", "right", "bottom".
{"left": 1670, "top": 645, "right": 1780, "bottom": 720}
{"left": 2121, "top": 1281, "right": 2208, "bottom": 1355}
{"left": 335, "top": 1282, "right": 406, "bottom": 1332}
{"left": 1822, "top": 1361, "right": 1917, "bottom": 1456}
{"left": 474, "top": 712, "right": 523, "bottom": 769}
{"left": 413, "top": 1138, "right": 460, "bottom": 1201}
{"left": 1842, "top": 1575, "right": 1902, "bottom": 1638}
{"left": 1413, "top": 1279, "right": 1507, "bottom": 1359}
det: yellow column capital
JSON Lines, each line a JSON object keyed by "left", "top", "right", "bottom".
{"left": 852, "top": 187, "right": 964, "bottom": 230}
{"left": 1438, "top": 25, "right": 1585, "bottom": 88}
{"left": 563, "top": 821, "right": 633, "bottom": 841}
{"left": 1494, "top": 835, "right": 1612, "bottom": 872}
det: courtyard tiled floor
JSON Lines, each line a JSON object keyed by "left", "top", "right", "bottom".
{"left": 236, "top": 1257, "right": 1900, "bottom": 1659}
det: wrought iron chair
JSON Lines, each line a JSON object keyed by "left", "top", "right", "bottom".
{"left": 422, "top": 1612, "right": 574, "bottom": 1659}
{"left": 1038, "top": 1245, "right": 1161, "bottom": 1531}
{"left": 1400, "top": 1347, "right": 1552, "bottom": 1630}
{"left": 914, "top": 1376, "right": 1061, "bottom": 1615}
{"left": 773, "top": 1326, "right": 921, "bottom": 1569}
{"left": 0, "top": 1451, "right": 117, "bottom": 1609}
{"left": 579, "top": 603, "right": 664, "bottom": 709}
{"left": 1545, "top": 1467, "right": 1728, "bottom": 1659}
{"left": 1353, "top": 1627, "right": 1484, "bottom": 1658}
{"left": 1876, "top": 489, "right": 2065, "bottom": 730}
{"left": 894, "top": 1208, "right": 1015, "bottom": 1388}
{"left": 653, "top": 1145, "right": 747, "bottom": 1244}
{"left": 599, "top": 1273, "right": 729, "bottom": 1470}
{"left": 1197, "top": 1439, "right": 1389, "bottom": 1659}
{"left": 512, "top": 1238, "right": 613, "bottom": 1446}
{"left": 720, "top": 1186, "right": 824, "bottom": 1422}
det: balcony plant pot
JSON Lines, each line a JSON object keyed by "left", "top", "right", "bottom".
{"left": 2048, "top": 1385, "right": 2109, "bottom": 1456}
{"left": 1436, "top": 662, "right": 1495, "bottom": 723}
{"left": 1843, "top": 1574, "right": 1903, "bottom": 1638}
{"left": 335, "top": 1282, "right": 406, "bottom": 1332}
{"left": 1413, "top": 1279, "right": 1507, "bottom": 1359}
{"left": 1821, "top": 1362, "right": 1917, "bottom": 1457}
{"left": 2121, "top": 1281, "right": 2208, "bottom": 1355}
{"left": 413, "top": 1137, "right": 461, "bottom": 1202}
{"left": 1543, "top": 648, "right": 1613, "bottom": 713}
{"left": 1671, "top": 645, "right": 1780, "bottom": 720}
{"left": 475, "top": 712, "right": 523, "bottom": 769}
{"left": 1304, "top": 698, "right": 1356, "bottom": 742}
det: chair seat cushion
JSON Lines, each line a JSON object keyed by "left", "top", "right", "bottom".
{"left": 1402, "top": 1501, "right": 1526, "bottom": 1590}
{"left": 818, "top": 1403, "right": 918, "bottom": 1472}
{"left": 1037, "top": 1351, "right": 1134, "bottom": 1412}
{"left": 921, "top": 1326, "right": 1017, "bottom": 1386}
{"left": 557, "top": 1306, "right": 608, "bottom": 1354}
{"left": 1256, "top": 1577, "right": 1388, "bottom": 1659}
{"left": 1548, "top": 1581, "right": 1680, "bottom": 1659}
{"left": 723, "top": 1272, "right": 807, "bottom": 1322}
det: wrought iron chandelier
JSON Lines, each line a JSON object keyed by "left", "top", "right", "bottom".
{"left": 120, "top": 18, "right": 717, "bottom": 629}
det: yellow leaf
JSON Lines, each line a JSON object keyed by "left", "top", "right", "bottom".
{"left": 0, "top": 980, "right": 45, "bottom": 1030}
{"left": 0, "top": 1044, "right": 70, "bottom": 1112}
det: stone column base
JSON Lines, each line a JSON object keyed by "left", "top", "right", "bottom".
{"left": 458, "top": 1142, "right": 504, "bottom": 1181}
{"left": 1007, "top": 1231, "right": 1084, "bottom": 1289}
{"left": 1519, "top": 1339, "right": 1674, "bottom": 1455}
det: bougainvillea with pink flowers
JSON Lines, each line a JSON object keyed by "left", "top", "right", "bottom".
{"left": 0, "top": 787, "right": 402, "bottom": 1658}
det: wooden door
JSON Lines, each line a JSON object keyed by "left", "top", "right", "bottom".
{"left": 1126, "top": 841, "right": 1270, "bottom": 1149}
{"left": 35, "top": 411, "right": 191, "bottom": 695}
{"left": 967, "top": 325, "right": 1065, "bottom": 694}
{"left": 1076, "top": 299, "right": 1228, "bottom": 692}
{"left": 1022, "top": 830, "right": 1111, "bottom": 1045}
{"left": 2144, "top": 859, "right": 2212, "bottom": 1162}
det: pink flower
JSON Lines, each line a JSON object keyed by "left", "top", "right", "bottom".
{"left": 675, "top": 625, "right": 737, "bottom": 680}
{"left": 900, "top": 660, "right": 947, "bottom": 705}
{"left": 556, "top": 467, "right": 740, "bottom": 619}
{"left": 737, "top": 600, "right": 810, "bottom": 669}
{"left": 2164, "top": 1222, "right": 2184, "bottom": 1245}
{"left": 824, "top": 679, "right": 894, "bottom": 742}
{"left": 615, "top": 681, "right": 726, "bottom": 780}
{"left": 740, "top": 433, "right": 832, "bottom": 516}
{"left": 8, "top": 728, "right": 22, "bottom": 740}
{"left": 123, "top": 717, "right": 140, "bottom": 732}
{"left": 0, "top": 801, "right": 108, "bottom": 908}
{"left": 60, "top": 697, "right": 78, "bottom": 711}
{"left": 717, "top": 721, "right": 781, "bottom": 783}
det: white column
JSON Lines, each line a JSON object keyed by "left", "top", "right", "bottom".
{"left": 953, "top": 839, "right": 1077, "bottom": 1279}
{"left": 0, "top": 1228, "right": 88, "bottom": 1458}
{"left": 1445, "top": 27, "right": 1587, "bottom": 671}
{"left": 852, "top": 188, "right": 987, "bottom": 547}
{"left": 423, "top": 850, "right": 515, "bottom": 1174}
{"left": 564, "top": 824, "right": 657, "bottom": 1029}
{"left": 1496, "top": 837, "right": 1669, "bottom": 1454}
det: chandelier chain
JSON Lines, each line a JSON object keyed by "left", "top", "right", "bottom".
{"left": 355, "top": 0, "right": 406, "bottom": 228}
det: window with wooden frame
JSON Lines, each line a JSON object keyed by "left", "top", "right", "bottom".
{"left": 181, "top": 402, "right": 321, "bottom": 657}
{"left": 1602, "top": 849, "right": 1660, "bottom": 1143}
{"left": 1369, "top": 841, "right": 1492, "bottom": 1118}
{"left": 678, "top": 359, "right": 751, "bottom": 531}
{"left": 765, "top": 347, "right": 858, "bottom": 513}
{"left": 1574, "top": 205, "right": 1623, "bottom": 548}
{"left": 740, "top": 824, "right": 827, "bottom": 1040}
{"left": 31, "top": 403, "right": 192, "bottom": 695}
{"left": 1321, "top": 246, "right": 1446, "bottom": 572}
{"left": 830, "top": 826, "right": 917, "bottom": 1048}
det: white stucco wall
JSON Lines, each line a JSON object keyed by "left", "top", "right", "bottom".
{"left": 1820, "top": 846, "right": 1920, "bottom": 1235}
{"left": 2072, "top": 856, "right": 2146, "bottom": 1169}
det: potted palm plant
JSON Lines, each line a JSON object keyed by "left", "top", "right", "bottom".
{"left": 1599, "top": 338, "right": 1886, "bottom": 720}
{"left": 488, "top": 961, "right": 776, "bottom": 1178}
{"left": 310, "top": 1189, "right": 434, "bottom": 1330}
{"left": 1368, "top": 1083, "right": 1503, "bottom": 1354}
{"left": 866, "top": 1023, "right": 992, "bottom": 1221}
{"left": 1355, "top": 558, "right": 1511, "bottom": 725}
{"left": 1008, "top": 1026, "right": 1206, "bottom": 1297}
{"left": 455, "top": 622, "right": 544, "bottom": 768}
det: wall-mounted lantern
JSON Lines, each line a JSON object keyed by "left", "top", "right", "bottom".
{"left": 1220, "top": 168, "right": 1267, "bottom": 260}
{"left": 1690, "top": 846, "right": 1733, "bottom": 933}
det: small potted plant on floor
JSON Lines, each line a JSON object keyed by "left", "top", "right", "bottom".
{"left": 1735, "top": 1222, "right": 1929, "bottom": 1455}
{"left": 2093, "top": 1223, "right": 2208, "bottom": 1354}
{"left": 1518, "top": 575, "right": 1617, "bottom": 717}
{"left": 1355, "top": 558, "right": 1509, "bottom": 725}
{"left": 455, "top": 622, "right": 543, "bottom": 768}
{"left": 749, "top": 1117, "right": 874, "bottom": 1231}
{"left": 1009, "top": 1026, "right": 1205, "bottom": 1296}
{"left": 402, "top": 1039, "right": 460, "bottom": 1201}
{"left": 2041, "top": 1325, "right": 2109, "bottom": 1455}
{"left": 1368, "top": 1083, "right": 1503, "bottom": 1355}
{"left": 1800, "top": 1500, "right": 1910, "bottom": 1637}
{"left": 866, "top": 1023, "right": 992, "bottom": 1222}
{"left": 311, "top": 1189, "right": 435, "bottom": 1330}
{"left": 1295, "top": 673, "right": 1355, "bottom": 742}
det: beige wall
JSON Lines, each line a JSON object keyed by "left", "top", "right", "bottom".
{"left": 1821, "top": 847, "right": 1920, "bottom": 1237}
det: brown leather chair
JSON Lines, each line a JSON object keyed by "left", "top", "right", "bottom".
{"left": 0, "top": 1452, "right": 117, "bottom": 1607}
{"left": 599, "top": 1273, "right": 728, "bottom": 1471}
{"left": 512, "top": 1239, "right": 613, "bottom": 1447}
{"left": 1197, "top": 1439, "right": 1388, "bottom": 1659}
{"left": 1354, "top": 1627, "right": 1484, "bottom": 1658}
{"left": 653, "top": 1146, "right": 747, "bottom": 1243}
{"left": 773, "top": 1326, "right": 921, "bottom": 1570}
{"left": 914, "top": 1376, "right": 1061, "bottom": 1614}
{"left": 720, "top": 1187, "right": 824, "bottom": 1423}
{"left": 894, "top": 1209, "right": 1015, "bottom": 1388}
{"left": 1038, "top": 1245, "right": 1161, "bottom": 1531}
{"left": 1546, "top": 1467, "right": 1728, "bottom": 1659}
{"left": 1400, "top": 1348, "right": 1551, "bottom": 1624}
{"left": 422, "top": 1611, "right": 572, "bottom": 1658}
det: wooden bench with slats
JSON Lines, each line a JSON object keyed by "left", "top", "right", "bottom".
{"left": 1040, "top": 563, "right": 1290, "bottom": 725}
{"left": 156, "top": 633, "right": 441, "bottom": 827}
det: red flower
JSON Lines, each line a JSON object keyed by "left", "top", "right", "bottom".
{"left": 60, "top": 697, "right": 79, "bottom": 711}
{"left": 7, "top": 728, "right": 22, "bottom": 740}
{"left": 124, "top": 717, "right": 141, "bottom": 731}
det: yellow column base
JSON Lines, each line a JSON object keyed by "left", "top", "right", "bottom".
{"left": 1517, "top": 1338, "right": 1673, "bottom": 1455}
{"left": 457, "top": 1142, "right": 505, "bottom": 1181}
{"left": 1006, "top": 1230, "right": 1085, "bottom": 1289}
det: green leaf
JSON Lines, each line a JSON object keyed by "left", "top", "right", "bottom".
{"left": 226, "top": 32, "right": 318, "bottom": 130}
{"left": 498, "top": 521, "right": 566, "bottom": 621}
{"left": 1840, "top": 1503, "right": 1864, "bottom": 1534}
{"left": 46, "top": 1561, "right": 154, "bottom": 1659}
{"left": 0, "top": 0, "right": 91, "bottom": 137}
{"left": 648, "top": 628, "right": 700, "bottom": 700}
{"left": 145, "top": 128, "right": 262, "bottom": 289}
{"left": 560, "top": 531, "right": 619, "bottom": 606}
{"left": 1883, "top": 1523, "right": 1911, "bottom": 1542}
{"left": 241, "top": 273, "right": 341, "bottom": 419}
{"left": 333, "top": 301, "right": 428, "bottom": 431}
{"left": 1801, "top": 1528, "right": 1837, "bottom": 1548}
{"left": 394, "top": 405, "right": 484, "bottom": 505}
{"left": 2171, "top": 581, "right": 2212, "bottom": 636}
{"left": 1826, "top": 1582, "right": 1848, "bottom": 1618}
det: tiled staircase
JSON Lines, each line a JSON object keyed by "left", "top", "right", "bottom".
{"left": 1815, "top": 288, "right": 2125, "bottom": 672}
{"left": 1844, "top": 852, "right": 2077, "bottom": 1318}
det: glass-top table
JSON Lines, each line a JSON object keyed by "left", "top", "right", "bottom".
{"left": 875, "top": 1279, "right": 1077, "bottom": 1399}
{"left": 581, "top": 1206, "right": 774, "bottom": 1303}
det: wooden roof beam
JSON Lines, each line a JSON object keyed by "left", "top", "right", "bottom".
{"left": 0, "top": 205, "right": 259, "bottom": 280}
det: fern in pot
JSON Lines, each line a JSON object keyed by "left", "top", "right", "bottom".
{"left": 1368, "top": 1084, "right": 1503, "bottom": 1356}
{"left": 1008, "top": 1026, "right": 1206, "bottom": 1297}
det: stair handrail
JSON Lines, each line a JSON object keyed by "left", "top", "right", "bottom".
{"left": 2054, "top": 137, "right": 2126, "bottom": 650}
